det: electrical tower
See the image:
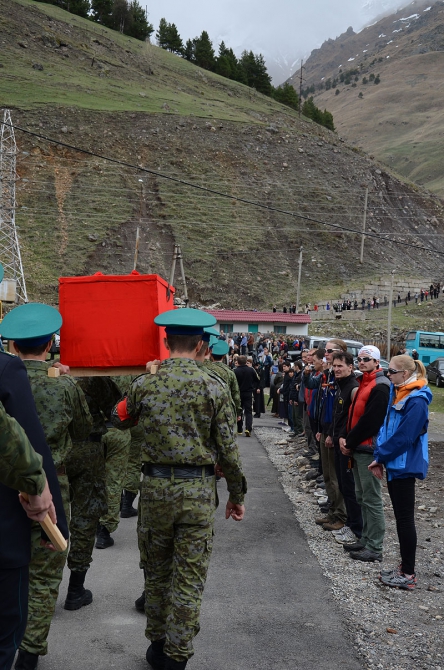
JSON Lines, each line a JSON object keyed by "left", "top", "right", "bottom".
{"left": 0, "top": 109, "right": 28, "bottom": 303}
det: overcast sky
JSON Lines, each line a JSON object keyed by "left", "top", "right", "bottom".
{"left": 147, "top": 0, "right": 410, "bottom": 81}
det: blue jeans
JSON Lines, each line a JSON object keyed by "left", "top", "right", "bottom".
{"left": 287, "top": 403, "right": 294, "bottom": 430}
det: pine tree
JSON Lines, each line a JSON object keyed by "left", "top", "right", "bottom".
{"left": 194, "top": 31, "right": 215, "bottom": 70}
{"left": 167, "top": 23, "right": 184, "bottom": 54}
{"left": 91, "top": 0, "right": 113, "bottom": 26}
{"left": 156, "top": 18, "right": 170, "bottom": 48}
{"left": 273, "top": 82, "right": 299, "bottom": 109}
{"left": 126, "top": 1, "right": 153, "bottom": 41}
{"left": 184, "top": 38, "right": 195, "bottom": 62}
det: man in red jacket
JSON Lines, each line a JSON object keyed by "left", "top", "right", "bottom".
{"left": 339, "top": 346, "right": 390, "bottom": 562}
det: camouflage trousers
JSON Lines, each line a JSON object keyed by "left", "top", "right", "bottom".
{"left": 123, "top": 424, "right": 144, "bottom": 494}
{"left": 20, "top": 475, "right": 70, "bottom": 656}
{"left": 138, "top": 474, "right": 216, "bottom": 662}
{"left": 100, "top": 427, "right": 131, "bottom": 532}
{"left": 66, "top": 440, "right": 107, "bottom": 573}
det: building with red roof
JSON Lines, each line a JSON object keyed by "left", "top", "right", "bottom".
{"left": 203, "top": 310, "right": 311, "bottom": 336}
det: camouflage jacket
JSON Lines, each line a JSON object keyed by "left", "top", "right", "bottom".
{"left": 111, "top": 357, "right": 246, "bottom": 505}
{"left": 24, "top": 361, "right": 93, "bottom": 467}
{"left": 203, "top": 360, "right": 241, "bottom": 417}
{"left": 0, "top": 401, "right": 46, "bottom": 495}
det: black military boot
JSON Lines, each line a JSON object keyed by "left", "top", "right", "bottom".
{"left": 146, "top": 639, "right": 166, "bottom": 670}
{"left": 64, "top": 570, "right": 93, "bottom": 610}
{"left": 135, "top": 590, "right": 145, "bottom": 613}
{"left": 15, "top": 650, "right": 39, "bottom": 670}
{"left": 164, "top": 657, "right": 187, "bottom": 670}
{"left": 120, "top": 490, "right": 138, "bottom": 518}
{"left": 95, "top": 524, "right": 114, "bottom": 549}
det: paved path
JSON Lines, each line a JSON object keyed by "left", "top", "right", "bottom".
{"left": 43, "top": 421, "right": 362, "bottom": 670}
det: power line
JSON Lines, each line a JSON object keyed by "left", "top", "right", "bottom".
{"left": 6, "top": 121, "right": 444, "bottom": 257}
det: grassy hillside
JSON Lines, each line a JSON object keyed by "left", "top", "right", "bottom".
{"left": 291, "top": 0, "right": 444, "bottom": 196}
{"left": 1, "top": 0, "right": 444, "bottom": 309}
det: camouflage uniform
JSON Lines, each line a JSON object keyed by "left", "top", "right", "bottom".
{"left": 124, "top": 424, "right": 144, "bottom": 494}
{"left": 0, "top": 402, "right": 46, "bottom": 494}
{"left": 112, "top": 376, "right": 144, "bottom": 496}
{"left": 112, "top": 358, "right": 246, "bottom": 663}
{"left": 204, "top": 360, "right": 241, "bottom": 418}
{"left": 19, "top": 360, "right": 93, "bottom": 657}
{"left": 67, "top": 376, "right": 123, "bottom": 562}
{"left": 65, "top": 439, "right": 107, "bottom": 571}
{"left": 100, "top": 427, "right": 131, "bottom": 531}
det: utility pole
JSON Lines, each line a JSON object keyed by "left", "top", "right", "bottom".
{"left": 298, "top": 61, "right": 305, "bottom": 118}
{"left": 133, "top": 227, "right": 140, "bottom": 271}
{"left": 168, "top": 244, "right": 188, "bottom": 305}
{"left": 295, "top": 246, "right": 303, "bottom": 313}
{"left": 387, "top": 270, "right": 395, "bottom": 359}
{"left": 0, "top": 109, "right": 28, "bottom": 303}
{"left": 359, "top": 187, "right": 369, "bottom": 264}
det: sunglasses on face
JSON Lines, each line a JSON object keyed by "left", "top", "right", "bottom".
{"left": 325, "top": 348, "right": 340, "bottom": 354}
{"left": 387, "top": 368, "right": 406, "bottom": 375}
{"left": 357, "top": 356, "right": 373, "bottom": 363}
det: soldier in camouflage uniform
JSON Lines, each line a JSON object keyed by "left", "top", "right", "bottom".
{"left": 113, "top": 375, "right": 144, "bottom": 519}
{"left": 0, "top": 403, "right": 48, "bottom": 500}
{"left": 3, "top": 304, "right": 93, "bottom": 670}
{"left": 112, "top": 308, "right": 246, "bottom": 670}
{"left": 69, "top": 376, "right": 126, "bottom": 554}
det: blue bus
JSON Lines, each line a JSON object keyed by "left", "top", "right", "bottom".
{"left": 405, "top": 330, "right": 444, "bottom": 364}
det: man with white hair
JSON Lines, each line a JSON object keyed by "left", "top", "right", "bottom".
{"left": 339, "top": 346, "right": 390, "bottom": 562}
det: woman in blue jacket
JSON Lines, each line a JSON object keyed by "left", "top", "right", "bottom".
{"left": 368, "top": 355, "right": 431, "bottom": 590}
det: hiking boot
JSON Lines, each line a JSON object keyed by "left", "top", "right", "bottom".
{"left": 349, "top": 548, "right": 382, "bottom": 562}
{"left": 95, "top": 524, "right": 114, "bottom": 549}
{"left": 135, "top": 591, "right": 146, "bottom": 613}
{"left": 323, "top": 520, "right": 345, "bottom": 532}
{"left": 120, "top": 490, "right": 138, "bottom": 518}
{"left": 380, "top": 572, "right": 416, "bottom": 590}
{"left": 15, "top": 650, "right": 39, "bottom": 670}
{"left": 343, "top": 541, "right": 365, "bottom": 553}
{"left": 245, "top": 430, "right": 251, "bottom": 437}
{"left": 146, "top": 639, "right": 166, "bottom": 669}
{"left": 315, "top": 515, "right": 332, "bottom": 526}
{"left": 64, "top": 570, "right": 93, "bottom": 611}
{"left": 379, "top": 564, "right": 402, "bottom": 579}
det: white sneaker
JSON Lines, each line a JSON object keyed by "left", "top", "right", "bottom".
{"left": 333, "top": 526, "right": 358, "bottom": 544}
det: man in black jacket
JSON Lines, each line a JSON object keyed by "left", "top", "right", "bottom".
{"left": 234, "top": 356, "right": 259, "bottom": 437}
{"left": 328, "top": 352, "right": 362, "bottom": 546}
{"left": 0, "top": 351, "right": 68, "bottom": 670}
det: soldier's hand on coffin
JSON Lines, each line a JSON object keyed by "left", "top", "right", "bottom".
{"left": 52, "top": 361, "right": 71, "bottom": 375}
{"left": 146, "top": 359, "right": 161, "bottom": 372}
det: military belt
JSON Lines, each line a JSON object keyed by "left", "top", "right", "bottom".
{"left": 142, "top": 464, "right": 215, "bottom": 479}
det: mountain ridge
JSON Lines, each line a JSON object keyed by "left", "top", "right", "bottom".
{"left": 1, "top": 0, "right": 444, "bottom": 310}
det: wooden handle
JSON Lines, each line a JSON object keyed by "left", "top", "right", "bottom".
{"left": 20, "top": 492, "right": 68, "bottom": 552}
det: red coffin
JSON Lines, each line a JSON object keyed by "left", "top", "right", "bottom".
{"left": 59, "top": 272, "right": 175, "bottom": 367}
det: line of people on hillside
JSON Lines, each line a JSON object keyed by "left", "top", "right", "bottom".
{"left": 275, "top": 340, "right": 430, "bottom": 590}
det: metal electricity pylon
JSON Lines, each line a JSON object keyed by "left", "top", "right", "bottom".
{"left": 0, "top": 109, "right": 28, "bottom": 303}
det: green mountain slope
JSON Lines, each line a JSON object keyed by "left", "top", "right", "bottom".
{"left": 1, "top": 0, "right": 444, "bottom": 309}
{"left": 289, "top": 0, "right": 444, "bottom": 196}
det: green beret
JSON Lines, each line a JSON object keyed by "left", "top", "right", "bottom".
{"left": 154, "top": 307, "right": 216, "bottom": 335}
{"left": 202, "top": 326, "right": 220, "bottom": 342}
{"left": 1, "top": 303, "right": 62, "bottom": 346}
{"left": 212, "top": 340, "right": 229, "bottom": 356}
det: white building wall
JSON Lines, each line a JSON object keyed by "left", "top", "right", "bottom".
{"left": 214, "top": 321, "right": 308, "bottom": 336}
